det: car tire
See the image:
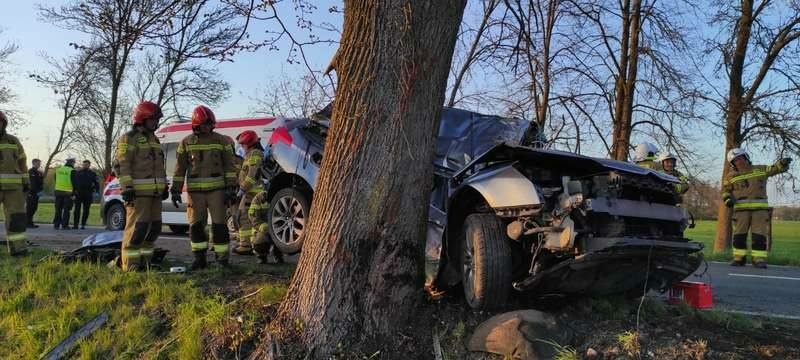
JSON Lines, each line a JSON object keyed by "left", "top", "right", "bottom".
{"left": 168, "top": 225, "right": 189, "bottom": 235}
{"left": 461, "top": 213, "right": 512, "bottom": 310}
{"left": 268, "top": 188, "right": 310, "bottom": 255}
{"left": 105, "top": 202, "right": 126, "bottom": 231}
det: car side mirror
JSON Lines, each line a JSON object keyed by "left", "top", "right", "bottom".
{"left": 312, "top": 152, "right": 323, "bottom": 164}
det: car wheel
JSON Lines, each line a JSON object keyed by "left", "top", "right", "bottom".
{"left": 461, "top": 213, "right": 512, "bottom": 310}
{"left": 168, "top": 225, "right": 189, "bottom": 235}
{"left": 105, "top": 202, "right": 126, "bottom": 231}
{"left": 268, "top": 188, "right": 310, "bottom": 254}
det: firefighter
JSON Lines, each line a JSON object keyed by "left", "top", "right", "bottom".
{"left": 722, "top": 148, "right": 792, "bottom": 268}
{"left": 233, "top": 130, "right": 264, "bottom": 255}
{"left": 657, "top": 153, "right": 689, "bottom": 204}
{"left": 115, "top": 101, "right": 168, "bottom": 271}
{"left": 0, "top": 111, "right": 29, "bottom": 256}
{"left": 633, "top": 142, "right": 660, "bottom": 170}
{"left": 171, "top": 105, "right": 237, "bottom": 270}
{"left": 248, "top": 188, "right": 284, "bottom": 264}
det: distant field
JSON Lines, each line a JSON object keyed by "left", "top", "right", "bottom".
{"left": 686, "top": 220, "right": 800, "bottom": 266}
{"left": 0, "top": 203, "right": 103, "bottom": 227}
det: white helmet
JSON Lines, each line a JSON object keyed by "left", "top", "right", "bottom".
{"left": 65, "top": 155, "right": 77, "bottom": 162}
{"left": 726, "top": 148, "right": 749, "bottom": 164}
{"left": 633, "top": 142, "right": 659, "bottom": 162}
{"left": 657, "top": 152, "right": 677, "bottom": 163}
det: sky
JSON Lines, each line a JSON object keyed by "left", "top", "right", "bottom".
{"left": 0, "top": 1, "right": 797, "bottom": 205}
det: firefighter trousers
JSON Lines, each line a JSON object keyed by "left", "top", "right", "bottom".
{"left": 122, "top": 196, "right": 162, "bottom": 271}
{"left": 1, "top": 190, "right": 27, "bottom": 255}
{"left": 732, "top": 209, "right": 770, "bottom": 262}
{"left": 235, "top": 193, "right": 256, "bottom": 253}
{"left": 187, "top": 190, "right": 230, "bottom": 261}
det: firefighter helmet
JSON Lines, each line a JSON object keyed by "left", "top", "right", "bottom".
{"left": 727, "top": 148, "right": 749, "bottom": 164}
{"left": 633, "top": 142, "right": 659, "bottom": 162}
{"left": 237, "top": 130, "right": 259, "bottom": 147}
{"left": 657, "top": 153, "right": 677, "bottom": 163}
{"left": 191, "top": 105, "right": 216, "bottom": 128}
{"left": 132, "top": 101, "right": 163, "bottom": 125}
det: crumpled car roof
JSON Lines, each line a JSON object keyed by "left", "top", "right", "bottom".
{"left": 435, "top": 107, "right": 529, "bottom": 171}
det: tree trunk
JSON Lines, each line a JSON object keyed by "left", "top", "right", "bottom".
{"left": 713, "top": 0, "right": 752, "bottom": 252}
{"left": 611, "top": 0, "right": 632, "bottom": 160}
{"left": 271, "top": 1, "right": 466, "bottom": 357}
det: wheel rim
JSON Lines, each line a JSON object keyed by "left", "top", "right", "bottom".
{"left": 463, "top": 231, "right": 475, "bottom": 295}
{"left": 271, "top": 194, "right": 305, "bottom": 246}
{"left": 111, "top": 208, "right": 123, "bottom": 229}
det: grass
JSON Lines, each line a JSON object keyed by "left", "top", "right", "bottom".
{"left": 0, "top": 249, "right": 290, "bottom": 359}
{"left": 0, "top": 203, "right": 103, "bottom": 227}
{"left": 685, "top": 220, "right": 800, "bottom": 266}
{"left": 616, "top": 331, "right": 641, "bottom": 358}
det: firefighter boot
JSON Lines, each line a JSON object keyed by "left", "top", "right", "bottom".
{"left": 729, "top": 256, "right": 746, "bottom": 267}
{"left": 191, "top": 251, "right": 207, "bottom": 270}
{"left": 271, "top": 245, "right": 284, "bottom": 265}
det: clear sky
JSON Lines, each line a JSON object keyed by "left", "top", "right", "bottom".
{"left": 0, "top": 0, "right": 341, "bottom": 161}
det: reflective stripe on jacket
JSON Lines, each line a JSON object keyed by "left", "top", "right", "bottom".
{"left": 115, "top": 128, "right": 167, "bottom": 196}
{"left": 722, "top": 160, "right": 788, "bottom": 211}
{"left": 0, "top": 134, "right": 28, "bottom": 191}
{"left": 172, "top": 132, "right": 236, "bottom": 193}
{"left": 238, "top": 148, "right": 263, "bottom": 194}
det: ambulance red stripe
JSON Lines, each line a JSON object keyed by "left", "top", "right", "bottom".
{"left": 157, "top": 117, "right": 275, "bottom": 133}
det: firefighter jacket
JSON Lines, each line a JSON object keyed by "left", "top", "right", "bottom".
{"left": 0, "top": 133, "right": 28, "bottom": 191}
{"left": 116, "top": 128, "right": 168, "bottom": 197}
{"left": 636, "top": 158, "right": 660, "bottom": 170}
{"left": 238, "top": 148, "right": 263, "bottom": 194}
{"left": 663, "top": 169, "right": 689, "bottom": 195}
{"left": 722, "top": 160, "right": 789, "bottom": 211}
{"left": 248, "top": 191, "right": 270, "bottom": 226}
{"left": 172, "top": 132, "right": 236, "bottom": 192}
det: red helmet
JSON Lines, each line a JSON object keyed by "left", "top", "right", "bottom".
{"left": 132, "top": 101, "right": 163, "bottom": 125}
{"left": 237, "top": 130, "right": 259, "bottom": 146}
{"left": 191, "top": 105, "right": 216, "bottom": 128}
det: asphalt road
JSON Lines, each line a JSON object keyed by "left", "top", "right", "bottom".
{"left": 4, "top": 224, "right": 800, "bottom": 319}
{"left": 688, "top": 261, "right": 800, "bottom": 319}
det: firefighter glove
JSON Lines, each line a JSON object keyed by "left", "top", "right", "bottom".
{"left": 122, "top": 187, "right": 135, "bottom": 202}
{"left": 724, "top": 197, "right": 734, "bottom": 208}
{"left": 781, "top": 157, "right": 792, "bottom": 167}
{"left": 161, "top": 187, "right": 170, "bottom": 200}
{"left": 225, "top": 188, "right": 237, "bottom": 206}
{"left": 171, "top": 191, "right": 182, "bottom": 208}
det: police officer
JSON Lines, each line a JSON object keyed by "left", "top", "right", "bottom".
{"left": 171, "top": 105, "right": 237, "bottom": 269}
{"left": 53, "top": 155, "right": 76, "bottom": 230}
{"left": 657, "top": 153, "right": 689, "bottom": 204}
{"left": 234, "top": 130, "right": 264, "bottom": 255}
{"left": 249, "top": 189, "right": 284, "bottom": 264}
{"left": 116, "top": 101, "right": 168, "bottom": 271}
{"left": 26, "top": 158, "right": 44, "bottom": 228}
{"left": 0, "top": 111, "right": 29, "bottom": 256}
{"left": 722, "top": 148, "right": 792, "bottom": 268}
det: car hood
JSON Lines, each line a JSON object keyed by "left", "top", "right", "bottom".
{"left": 454, "top": 143, "right": 679, "bottom": 183}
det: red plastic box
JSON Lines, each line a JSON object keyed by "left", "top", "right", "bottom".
{"left": 667, "top": 281, "right": 713, "bottom": 309}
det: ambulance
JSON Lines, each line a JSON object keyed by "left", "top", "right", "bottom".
{"left": 100, "top": 117, "right": 277, "bottom": 233}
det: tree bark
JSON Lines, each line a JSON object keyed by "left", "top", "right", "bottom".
{"left": 713, "top": 0, "right": 753, "bottom": 252}
{"left": 271, "top": 1, "right": 466, "bottom": 357}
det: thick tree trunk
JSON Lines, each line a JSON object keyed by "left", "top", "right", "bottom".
{"left": 271, "top": 1, "right": 466, "bottom": 357}
{"left": 611, "top": 0, "right": 634, "bottom": 160}
{"left": 713, "top": 0, "right": 752, "bottom": 252}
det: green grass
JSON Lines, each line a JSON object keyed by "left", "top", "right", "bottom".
{"left": 685, "top": 220, "right": 800, "bottom": 266}
{"left": 0, "top": 249, "right": 290, "bottom": 359}
{"left": 0, "top": 204, "right": 103, "bottom": 227}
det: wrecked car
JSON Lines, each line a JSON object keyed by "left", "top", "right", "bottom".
{"left": 261, "top": 107, "right": 703, "bottom": 310}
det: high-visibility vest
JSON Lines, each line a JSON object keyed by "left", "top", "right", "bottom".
{"left": 54, "top": 166, "right": 74, "bottom": 192}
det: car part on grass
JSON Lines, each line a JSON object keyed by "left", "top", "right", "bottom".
{"left": 467, "top": 310, "right": 571, "bottom": 360}
{"left": 261, "top": 106, "right": 703, "bottom": 310}
{"left": 59, "top": 231, "right": 168, "bottom": 265}
{"left": 42, "top": 312, "right": 109, "bottom": 360}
